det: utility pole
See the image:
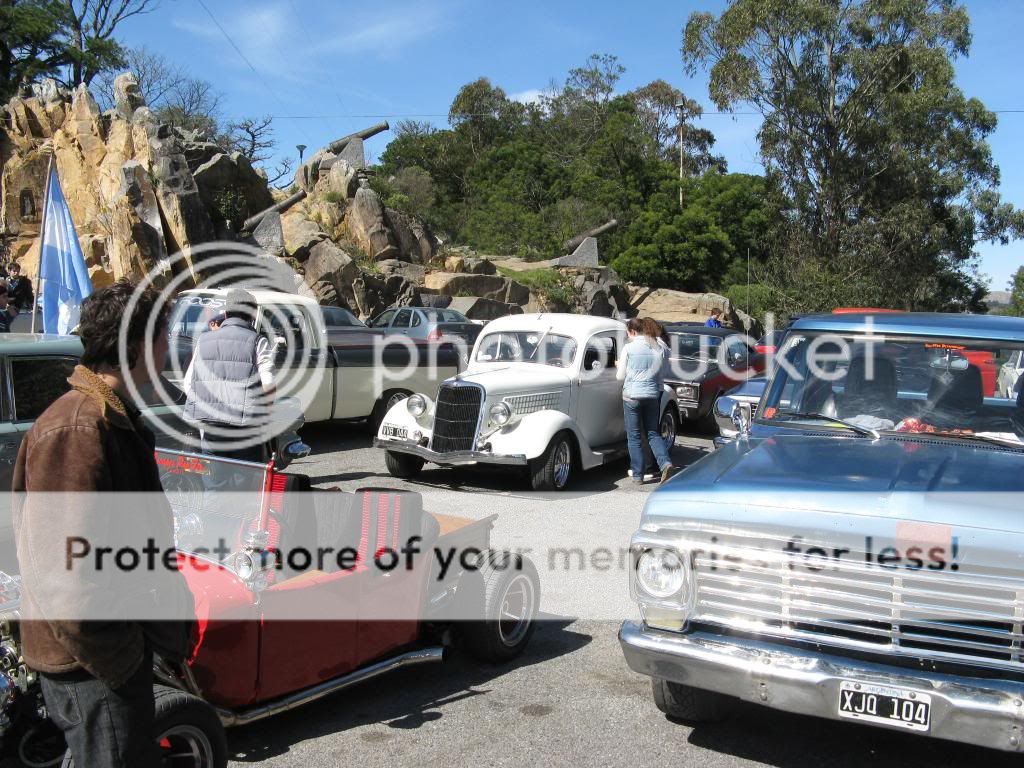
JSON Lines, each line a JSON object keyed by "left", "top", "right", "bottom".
{"left": 675, "top": 102, "right": 685, "bottom": 210}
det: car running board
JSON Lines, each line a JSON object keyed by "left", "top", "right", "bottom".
{"left": 589, "top": 444, "right": 628, "bottom": 465}
{"left": 215, "top": 647, "right": 445, "bottom": 727}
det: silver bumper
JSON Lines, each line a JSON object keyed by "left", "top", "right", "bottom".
{"left": 619, "top": 621, "right": 1024, "bottom": 752}
{"left": 373, "top": 438, "right": 528, "bottom": 467}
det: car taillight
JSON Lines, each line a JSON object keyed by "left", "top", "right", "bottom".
{"left": 426, "top": 328, "right": 442, "bottom": 341}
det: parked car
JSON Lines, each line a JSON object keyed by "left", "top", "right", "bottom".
{"left": 166, "top": 289, "right": 459, "bottom": 426}
{"left": 621, "top": 311, "right": 1024, "bottom": 751}
{"left": 0, "top": 455, "right": 539, "bottom": 767}
{"left": 998, "top": 350, "right": 1023, "bottom": 398}
{"left": 368, "top": 306, "right": 483, "bottom": 356}
{"left": 374, "top": 313, "right": 678, "bottom": 491}
{"left": 320, "top": 305, "right": 384, "bottom": 344}
{"left": 754, "top": 330, "right": 786, "bottom": 355}
{"left": 662, "top": 325, "right": 763, "bottom": 431}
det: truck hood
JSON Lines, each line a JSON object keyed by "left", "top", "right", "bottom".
{"left": 455, "top": 366, "right": 570, "bottom": 397}
{"left": 645, "top": 433, "right": 1024, "bottom": 535}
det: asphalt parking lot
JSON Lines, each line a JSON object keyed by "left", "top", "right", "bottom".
{"left": 225, "top": 423, "right": 1018, "bottom": 768}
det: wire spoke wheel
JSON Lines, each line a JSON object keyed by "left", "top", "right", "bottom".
{"left": 552, "top": 440, "right": 572, "bottom": 488}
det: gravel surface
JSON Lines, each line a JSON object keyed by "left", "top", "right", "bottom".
{"left": 223, "top": 423, "right": 1013, "bottom": 767}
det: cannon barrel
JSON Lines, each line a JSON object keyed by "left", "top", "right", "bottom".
{"left": 241, "top": 188, "right": 308, "bottom": 233}
{"left": 562, "top": 218, "right": 618, "bottom": 254}
{"left": 327, "top": 121, "right": 390, "bottom": 154}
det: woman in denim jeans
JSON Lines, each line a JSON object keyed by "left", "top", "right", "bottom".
{"left": 617, "top": 318, "right": 676, "bottom": 484}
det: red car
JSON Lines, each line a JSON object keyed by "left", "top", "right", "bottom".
{"left": 3, "top": 452, "right": 539, "bottom": 767}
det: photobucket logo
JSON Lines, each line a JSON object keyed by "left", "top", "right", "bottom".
{"left": 120, "top": 242, "right": 326, "bottom": 454}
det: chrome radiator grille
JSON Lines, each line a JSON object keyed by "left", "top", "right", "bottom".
{"left": 692, "top": 541, "right": 1024, "bottom": 672}
{"left": 505, "top": 391, "right": 561, "bottom": 415}
{"left": 431, "top": 382, "right": 482, "bottom": 453}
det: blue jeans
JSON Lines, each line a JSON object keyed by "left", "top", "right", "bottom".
{"left": 623, "top": 397, "right": 672, "bottom": 478}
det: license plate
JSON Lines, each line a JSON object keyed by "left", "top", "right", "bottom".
{"left": 381, "top": 424, "right": 407, "bottom": 439}
{"left": 837, "top": 681, "right": 931, "bottom": 732}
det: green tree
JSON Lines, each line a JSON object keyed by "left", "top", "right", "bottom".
{"left": 1, "top": 0, "right": 69, "bottom": 101}
{"left": 1009, "top": 267, "right": 1024, "bottom": 317}
{"left": 684, "top": 0, "right": 1024, "bottom": 311}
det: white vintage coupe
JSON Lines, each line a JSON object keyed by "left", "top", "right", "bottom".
{"left": 373, "top": 314, "right": 678, "bottom": 491}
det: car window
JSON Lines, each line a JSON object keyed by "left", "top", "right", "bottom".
{"left": 476, "top": 331, "right": 577, "bottom": 367}
{"left": 668, "top": 333, "right": 722, "bottom": 359}
{"left": 259, "top": 305, "right": 316, "bottom": 350}
{"left": 321, "top": 306, "right": 364, "bottom": 328}
{"left": 410, "top": 311, "right": 422, "bottom": 328}
{"left": 583, "top": 334, "right": 618, "bottom": 371}
{"left": 726, "top": 339, "right": 749, "bottom": 365}
{"left": 423, "top": 309, "right": 469, "bottom": 323}
{"left": 10, "top": 357, "right": 77, "bottom": 422}
{"left": 168, "top": 295, "right": 225, "bottom": 337}
{"left": 394, "top": 309, "right": 412, "bottom": 328}
{"left": 370, "top": 310, "right": 396, "bottom": 328}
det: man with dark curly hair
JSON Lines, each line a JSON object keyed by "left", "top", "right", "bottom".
{"left": 13, "top": 279, "right": 194, "bottom": 767}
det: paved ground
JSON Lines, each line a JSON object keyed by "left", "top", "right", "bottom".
{"left": 225, "top": 423, "right": 1015, "bottom": 767}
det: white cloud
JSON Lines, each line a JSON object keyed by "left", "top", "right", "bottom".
{"left": 510, "top": 88, "right": 544, "bottom": 105}
{"left": 170, "top": 17, "right": 220, "bottom": 40}
{"left": 313, "top": 5, "right": 444, "bottom": 58}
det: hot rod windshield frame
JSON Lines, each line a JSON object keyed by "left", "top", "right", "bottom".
{"left": 474, "top": 331, "right": 578, "bottom": 368}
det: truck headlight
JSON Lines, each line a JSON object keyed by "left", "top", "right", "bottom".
{"left": 676, "top": 384, "right": 699, "bottom": 402}
{"left": 489, "top": 401, "right": 512, "bottom": 426}
{"left": 635, "top": 548, "right": 685, "bottom": 599}
{"left": 406, "top": 394, "right": 427, "bottom": 417}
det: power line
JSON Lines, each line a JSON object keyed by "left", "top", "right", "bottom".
{"left": 194, "top": 0, "right": 285, "bottom": 107}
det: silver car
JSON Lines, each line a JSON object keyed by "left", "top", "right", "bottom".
{"left": 368, "top": 307, "right": 482, "bottom": 359}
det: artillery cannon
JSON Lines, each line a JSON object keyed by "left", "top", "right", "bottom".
{"left": 562, "top": 219, "right": 618, "bottom": 255}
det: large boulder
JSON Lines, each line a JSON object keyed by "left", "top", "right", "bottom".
{"left": 345, "top": 187, "right": 398, "bottom": 261}
{"left": 447, "top": 296, "right": 522, "bottom": 321}
{"left": 384, "top": 208, "right": 436, "bottom": 263}
{"left": 281, "top": 212, "right": 327, "bottom": 261}
{"left": 107, "top": 160, "right": 169, "bottom": 280}
{"left": 146, "top": 122, "right": 214, "bottom": 273}
{"left": 376, "top": 259, "right": 427, "bottom": 284}
{"left": 249, "top": 210, "right": 284, "bottom": 257}
{"left": 191, "top": 151, "right": 274, "bottom": 226}
{"left": 423, "top": 272, "right": 530, "bottom": 306}
{"left": 304, "top": 240, "right": 359, "bottom": 308}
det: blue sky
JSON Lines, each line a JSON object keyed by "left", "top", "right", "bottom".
{"left": 120, "top": 0, "right": 1023, "bottom": 292}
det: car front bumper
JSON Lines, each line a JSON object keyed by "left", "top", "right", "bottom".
{"left": 619, "top": 620, "right": 1024, "bottom": 752}
{"left": 373, "top": 438, "right": 528, "bottom": 467}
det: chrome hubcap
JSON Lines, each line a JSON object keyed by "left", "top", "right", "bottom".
{"left": 661, "top": 411, "right": 677, "bottom": 446}
{"left": 158, "top": 724, "right": 214, "bottom": 767}
{"left": 497, "top": 573, "right": 535, "bottom": 647}
{"left": 552, "top": 440, "right": 572, "bottom": 488}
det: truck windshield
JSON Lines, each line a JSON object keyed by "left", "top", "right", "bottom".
{"left": 759, "top": 333, "right": 1024, "bottom": 445}
{"left": 667, "top": 332, "right": 723, "bottom": 359}
{"left": 475, "top": 331, "right": 577, "bottom": 367}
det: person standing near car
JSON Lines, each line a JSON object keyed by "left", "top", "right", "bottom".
{"left": 0, "top": 284, "right": 19, "bottom": 332}
{"left": 12, "top": 280, "right": 195, "bottom": 767}
{"left": 7, "top": 262, "right": 33, "bottom": 312}
{"left": 617, "top": 317, "right": 676, "bottom": 485}
{"left": 705, "top": 307, "right": 724, "bottom": 328}
{"left": 183, "top": 288, "right": 276, "bottom": 462}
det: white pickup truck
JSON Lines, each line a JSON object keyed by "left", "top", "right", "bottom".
{"left": 167, "top": 289, "right": 459, "bottom": 425}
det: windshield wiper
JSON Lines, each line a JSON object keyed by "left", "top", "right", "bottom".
{"left": 924, "top": 432, "right": 1024, "bottom": 450}
{"left": 528, "top": 326, "right": 552, "bottom": 361}
{"left": 771, "top": 410, "right": 880, "bottom": 439}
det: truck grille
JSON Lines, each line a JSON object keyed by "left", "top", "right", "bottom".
{"left": 431, "top": 382, "right": 483, "bottom": 453}
{"left": 691, "top": 538, "right": 1024, "bottom": 672}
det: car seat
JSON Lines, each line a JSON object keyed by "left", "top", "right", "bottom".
{"left": 837, "top": 357, "right": 897, "bottom": 420}
{"left": 922, "top": 364, "right": 983, "bottom": 429}
{"left": 329, "top": 487, "right": 440, "bottom": 573}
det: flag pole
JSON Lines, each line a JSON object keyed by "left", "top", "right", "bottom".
{"left": 31, "top": 151, "right": 54, "bottom": 334}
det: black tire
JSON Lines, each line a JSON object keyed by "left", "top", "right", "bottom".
{"left": 385, "top": 450, "right": 424, "bottom": 479}
{"left": 461, "top": 551, "right": 540, "bottom": 663}
{"left": 529, "top": 432, "right": 575, "bottom": 491}
{"left": 660, "top": 405, "right": 678, "bottom": 449}
{"left": 651, "top": 678, "right": 734, "bottom": 723}
{"left": 60, "top": 685, "right": 227, "bottom": 768}
{"left": 369, "top": 389, "right": 412, "bottom": 433}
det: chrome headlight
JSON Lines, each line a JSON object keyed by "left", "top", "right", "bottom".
{"left": 233, "top": 551, "right": 256, "bottom": 581}
{"left": 635, "top": 548, "right": 686, "bottom": 599}
{"left": 406, "top": 394, "right": 427, "bottom": 417}
{"left": 489, "top": 401, "right": 512, "bottom": 426}
{"left": 675, "top": 383, "right": 699, "bottom": 402}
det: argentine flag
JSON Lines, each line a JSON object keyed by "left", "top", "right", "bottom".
{"left": 40, "top": 165, "right": 92, "bottom": 334}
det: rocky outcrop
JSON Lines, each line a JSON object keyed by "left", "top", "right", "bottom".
{"left": 384, "top": 207, "right": 435, "bottom": 263}
{"left": 281, "top": 211, "right": 327, "bottom": 261}
{"left": 628, "top": 287, "right": 762, "bottom": 337}
{"left": 423, "top": 272, "right": 530, "bottom": 306}
{"left": 344, "top": 187, "right": 397, "bottom": 261}
{"left": 448, "top": 296, "right": 523, "bottom": 320}
{"left": 303, "top": 240, "right": 359, "bottom": 309}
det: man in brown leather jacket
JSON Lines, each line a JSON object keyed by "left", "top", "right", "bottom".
{"left": 13, "top": 280, "right": 194, "bottom": 767}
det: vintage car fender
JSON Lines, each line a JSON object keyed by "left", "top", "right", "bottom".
{"left": 486, "top": 410, "right": 590, "bottom": 464}
{"left": 376, "top": 393, "right": 435, "bottom": 440}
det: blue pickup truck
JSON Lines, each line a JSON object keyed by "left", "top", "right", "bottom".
{"left": 621, "top": 312, "right": 1024, "bottom": 752}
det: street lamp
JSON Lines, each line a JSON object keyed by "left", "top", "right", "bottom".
{"left": 674, "top": 102, "right": 686, "bottom": 210}
{"left": 296, "top": 144, "right": 307, "bottom": 164}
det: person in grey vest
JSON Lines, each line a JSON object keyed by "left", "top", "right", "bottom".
{"left": 183, "top": 289, "right": 276, "bottom": 462}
